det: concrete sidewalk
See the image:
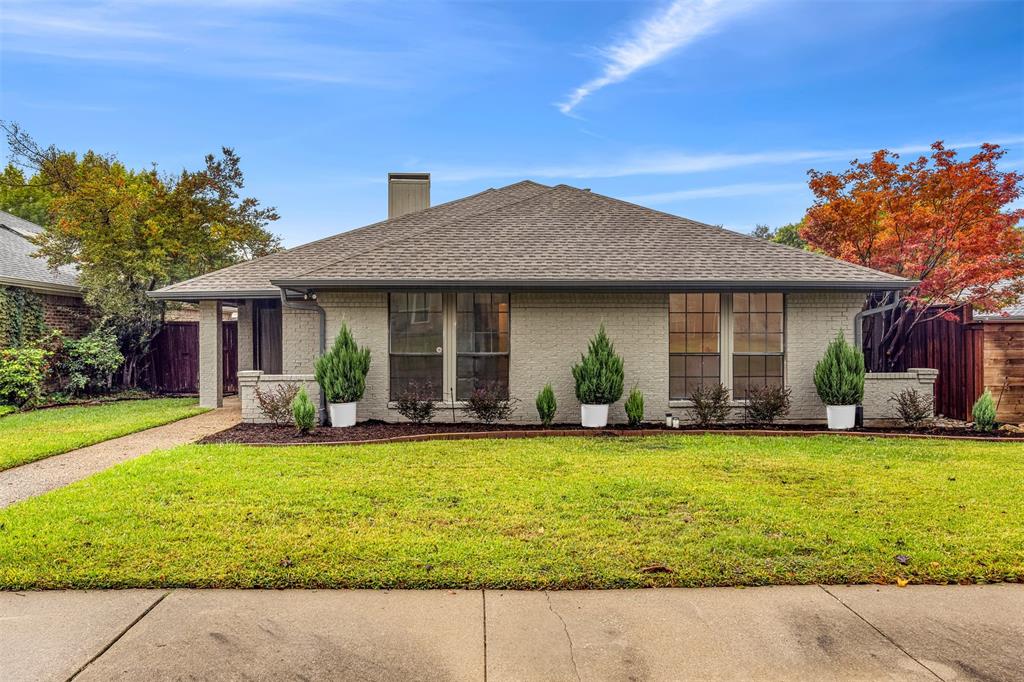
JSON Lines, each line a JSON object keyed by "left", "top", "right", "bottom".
{"left": 0, "top": 397, "right": 240, "bottom": 508}
{"left": 1, "top": 585, "right": 1020, "bottom": 681}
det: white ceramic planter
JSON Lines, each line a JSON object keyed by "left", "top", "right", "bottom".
{"left": 328, "top": 402, "right": 357, "bottom": 428}
{"left": 826, "top": 405, "right": 856, "bottom": 430}
{"left": 581, "top": 404, "right": 609, "bottom": 428}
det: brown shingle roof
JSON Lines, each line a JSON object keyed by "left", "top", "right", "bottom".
{"left": 152, "top": 180, "right": 912, "bottom": 299}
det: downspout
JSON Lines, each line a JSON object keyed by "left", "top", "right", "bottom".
{"left": 279, "top": 287, "right": 327, "bottom": 424}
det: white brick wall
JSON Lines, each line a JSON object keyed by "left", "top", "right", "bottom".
{"left": 863, "top": 369, "right": 939, "bottom": 424}
{"left": 239, "top": 371, "right": 322, "bottom": 424}
{"left": 256, "top": 288, "right": 917, "bottom": 425}
{"left": 198, "top": 300, "right": 223, "bottom": 408}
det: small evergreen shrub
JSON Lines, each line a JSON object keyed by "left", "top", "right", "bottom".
{"left": 463, "top": 383, "right": 517, "bottom": 423}
{"left": 972, "top": 390, "right": 997, "bottom": 432}
{"left": 571, "top": 325, "right": 624, "bottom": 405}
{"left": 253, "top": 381, "right": 299, "bottom": 426}
{"left": 292, "top": 388, "right": 316, "bottom": 435}
{"left": 57, "top": 329, "right": 124, "bottom": 395}
{"left": 745, "top": 384, "right": 792, "bottom": 426}
{"left": 394, "top": 382, "right": 437, "bottom": 424}
{"left": 315, "top": 323, "right": 371, "bottom": 404}
{"left": 689, "top": 383, "right": 730, "bottom": 426}
{"left": 0, "top": 346, "right": 49, "bottom": 407}
{"left": 624, "top": 387, "right": 644, "bottom": 426}
{"left": 535, "top": 383, "right": 557, "bottom": 426}
{"left": 889, "top": 388, "right": 932, "bottom": 427}
{"left": 813, "top": 333, "right": 865, "bottom": 405}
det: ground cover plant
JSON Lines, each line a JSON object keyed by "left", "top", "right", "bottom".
{"left": 0, "top": 398, "right": 205, "bottom": 471}
{"left": 0, "top": 434, "right": 1019, "bottom": 590}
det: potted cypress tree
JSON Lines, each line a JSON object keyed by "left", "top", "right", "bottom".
{"left": 314, "top": 323, "right": 371, "bottom": 428}
{"left": 813, "top": 332, "right": 865, "bottom": 430}
{"left": 571, "top": 325, "right": 624, "bottom": 428}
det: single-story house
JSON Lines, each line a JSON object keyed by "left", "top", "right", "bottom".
{"left": 151, "top": 174, "right": 937, "bottom": 424}
{"left": 0, "top": 210, "right": 89, "bottom": 342}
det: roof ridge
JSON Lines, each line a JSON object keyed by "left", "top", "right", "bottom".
{"left": 570, "top": 186, "right": 912, "bottom": 283}
{"left": 286, "top": 183, "right": 564, "bottom": 282}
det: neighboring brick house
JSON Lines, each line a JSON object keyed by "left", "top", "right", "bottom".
{"left": 0, "top": 210, "right": 89, "bottom": 342}
{"left": 151, "top": 174, "right": 934, "bottom": 424}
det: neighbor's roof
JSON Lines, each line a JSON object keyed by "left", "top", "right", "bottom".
{"left": 974, "top": 292, "right": 1024, "bottom": 321}
{"left": 151, "top": 181, "right": 914, "bottom": 300}
{"left": 0, "top": 210, "right": 81, "bottom": 295}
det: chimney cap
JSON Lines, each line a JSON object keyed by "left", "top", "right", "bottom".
{"left": 388, "top": 172, "right": 430, "bottom": 181}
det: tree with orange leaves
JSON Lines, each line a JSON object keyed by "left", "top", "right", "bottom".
{"left": 802, "top": 142, "right": 1024, "bottom": 370}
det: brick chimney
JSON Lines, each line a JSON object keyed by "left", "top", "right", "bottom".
{"left": 388, "top": 172, "right": 430, "bottom": 218}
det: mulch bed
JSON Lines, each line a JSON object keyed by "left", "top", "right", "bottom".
{"left": 199, "top": 419, "right": 1024, "bottom": 446}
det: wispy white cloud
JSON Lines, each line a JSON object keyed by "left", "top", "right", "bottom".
{"left": 624, "top": 181, "right": 807, "bottom": 204}
{"left": 558, "top": 0, "right": 760, "bottom": 115}
{"left": 429, "top": 136, "right": 1024, "bottom": 182}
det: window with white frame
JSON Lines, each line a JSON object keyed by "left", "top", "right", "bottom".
{"left": 389, "top": 292, "right": 510, "bottom": 402}
{"left": 669, "top": 292, "right": 784, "bottom": 401}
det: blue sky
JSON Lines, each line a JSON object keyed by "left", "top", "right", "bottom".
{"left": 1, "top": 0, "right": 1022, "bottom": 247}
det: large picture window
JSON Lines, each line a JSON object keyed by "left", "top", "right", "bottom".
{"left": 732, "top": 293, "right": 784, "bottom": 399}
{"left": 669, "top": 293, "right": 720, "bottom": 400}
{"left": 389, "top": 292, "right": 443, "bottom": 400}
{"left": 456, "top": 293, "right": 510, "bottom": 400}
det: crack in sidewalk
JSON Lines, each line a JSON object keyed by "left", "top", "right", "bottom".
{"left": 67, "top": 590, "right": 171, "bottom": 681}
{"left": 818, "top": 585, "right": 945, "bottom": 681}
{"left": 545, "top": 591, "right": 581, "bottom": 682}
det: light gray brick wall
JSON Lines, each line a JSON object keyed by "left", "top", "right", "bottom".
{"left": 198, "top": 299, "right": 223, "bottom": 408}
{"left": 863, "top": 369, "right": 938, "bottom": 424}
{"left": 239, "top": 370, "right": 322, "bottom": 424}
{"left": 784, "top": 291, "right": 867, "bottom": 422}
{"left": 508, "top": 292, "right": 668, "bottom": 424}
{"left": 236, "top": 301, "right": 254, "bottom": 372}
{"left": 270, "top": 288, "right": 877, "bottom": 425}
{"left": 319, "top": 291, "right": 391, "bottom": 420}
{"left": 282, "top": 305, "right": 320, "bottom": 374}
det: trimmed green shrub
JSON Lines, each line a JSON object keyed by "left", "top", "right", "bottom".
{"left": 0, "top": 346, "right": 49, "bottom": 407}
{"left": 689, "top": 383, "right": 730, "bottom": 426}
{"left": 972, "top": 390, "right": 997, "bottom": 432}
{"left": 624, "top": 387, "right": 644, "bottom": 426}
{"left": 571, "top": 325, "right": 624, "bottom": 405}
{"left": 57, "top": 330, "right": 124, "bottom": 395}
{"left": 535, "top": 383, "right": 557, "bottom": 426}
{"left": 746, "top": 384, "right": 792, "bottom": 426}
{"left": 813, "top": 333, "right": 865, "bottom": 405}
{"left": 292, "top": 387, "right": 316, "bottom": 434}
{"left": 315, "top": 323, "right": 371, "bottom": 404}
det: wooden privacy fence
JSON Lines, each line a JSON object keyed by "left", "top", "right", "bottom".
{"left": 904, "top": 309, "right": 985, "bottom": 421}
{"left": 142, "top": 321, "right": 238, "bottom": 394}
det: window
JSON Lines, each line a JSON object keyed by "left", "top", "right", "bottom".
{"left": 389, "top": 292, "right": 511, "bottom": 402}
{"left": 732, "top": 293, "right": 784, "bottom": 399}
{"left": 669, "top": 293, "right": 720, "bottom": 400}
{"left": 252, "top": 300, "right": 282, "bottom": 374}
{"left": 389, "top": 292, "right": 443, "bottom": 400}
{"left": 456, "top": 293, "right": 510, "bottom": 400}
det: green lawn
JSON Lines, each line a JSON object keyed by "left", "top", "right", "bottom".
{"left": 0, "top": 434, "right": 1021, "bottom": 590}
{"left": 0, "top": 398, "right": 207, "bottom": 471}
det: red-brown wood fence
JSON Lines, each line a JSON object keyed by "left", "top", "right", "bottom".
{"left": 142, "top": 321, "right": 238, "bottom": 394}
{"left": 904, "top": 308, "right": 985, "bottom": 421}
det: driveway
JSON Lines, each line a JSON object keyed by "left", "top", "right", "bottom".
{"left": 0, "top": 397, "right": 240, "bottom": 508}
{"left": 1, "top": 584, "right": 1020, "bottom": 681}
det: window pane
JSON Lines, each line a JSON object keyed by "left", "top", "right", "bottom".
{"left": 766, "top": 313, "right": 783, "bottom": 334}
{"left": 669, "top": 313, "right": 686, "bottom": 333}
{"left": 733, "top": 293, "right": 749, "bottom": 313}
{"left": 767, "top": 293, "right": 784, "bottom": 313}
{"left": 456, "top": 355, "right": 509, "bottom": 400}
{"left": 457, "top": 292, "right": 509, "bottom": 353}
{"left": 669, "top": 293, "right": 686, "bottom": 313}
{"left": 750, "top": 293, "right": 767, "bottom": 312}
{"left": 766, "top": 333, "right": 784, "bottom": 353}
{"left": 670, "top": 333, "right": 686, "bottom": 353}
{"left": 686, "top": 293, "right": 703, "bottom": 312}
{"left": 390, "top": 355, "right": 443, "bottom": 400}
{"left": 686, "top": 313, "right": 703, "bottom": 334}
{"left": 703, "top": 293, "right": 720, "bottom": 312}
{"left": 390, "top": 292, "right": 443, "bottom": 353}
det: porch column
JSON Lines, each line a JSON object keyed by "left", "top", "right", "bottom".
{"left": 199, "top": 300, "right": 224, "bottom": 408}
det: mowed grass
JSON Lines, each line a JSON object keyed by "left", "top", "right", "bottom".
{"left": 0, "top": 398, "right": 206, "bottom": 471}
{"left": 0, "top": 434, "right": 1021, "bottom": 590}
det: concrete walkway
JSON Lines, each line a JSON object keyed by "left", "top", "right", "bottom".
{"left": 1, "top": 585, "right": 1020, "bottom": 681}
{"left": 0, "top": 397, "right": 240, "bottom": 508}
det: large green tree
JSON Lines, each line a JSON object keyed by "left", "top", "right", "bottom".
{"left": 1, "top": 122, "right": 281, "bottom": 385}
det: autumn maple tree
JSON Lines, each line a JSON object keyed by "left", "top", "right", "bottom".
{"left": 802, "top": 142, "right": 1024, "bottom": 370}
